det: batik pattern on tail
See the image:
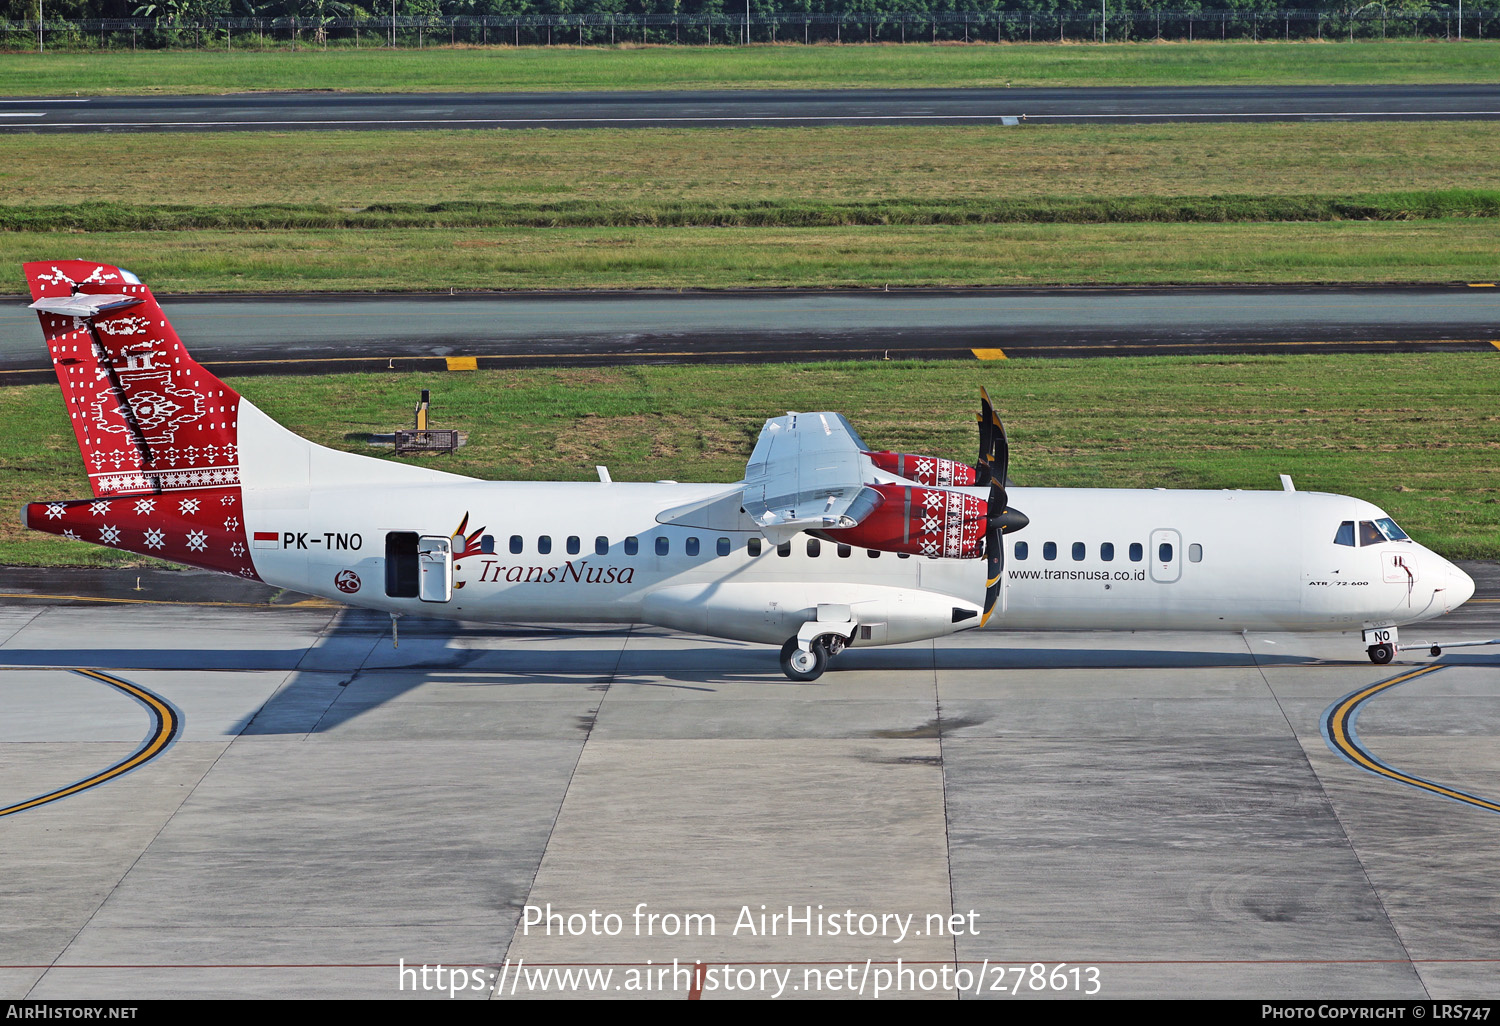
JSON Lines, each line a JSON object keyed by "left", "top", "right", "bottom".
{"left": 26, "top": 260, "right": 242, "bottom": 499}
{"left": 23, "top": 489, "right": 260, "bottom": 579}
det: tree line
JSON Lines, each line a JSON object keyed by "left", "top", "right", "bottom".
{"left": 2, "top": 0, "right": 1467, "bottom": 22}
{"left": 5, "top": 0, "right": 1490, "bottom": 47}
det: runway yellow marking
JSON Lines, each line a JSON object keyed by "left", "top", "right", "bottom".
{"left": 1322, "top": 665, "right": 1500, "bottom": 815}
{"left": 178, "top": 337, "right": 1484, "bottom": 364}
{"left": 971, "top": 348, "right": 1008, "bottom": 360}
{"left": 0, "top": 669, "right": 179, "bottom": 819}
{"left": 3, "top": 338, "right": 1496, "bottom": 384}
{"left": 1469, "top": 282, "right": 1497, "bottom": 287}
{"left": 445, "top": 356, "right": 478, "bottom": 371}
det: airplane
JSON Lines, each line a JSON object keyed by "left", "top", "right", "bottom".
{"left": 19, "top": 260, "right": 1479, "bottom": 680}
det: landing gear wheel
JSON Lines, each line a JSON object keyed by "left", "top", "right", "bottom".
{"left": 1367, "top": 643, "right": 1395, "bottom": 665}
{"left": 780, "top": 636, "right": 830, "bottom": 682}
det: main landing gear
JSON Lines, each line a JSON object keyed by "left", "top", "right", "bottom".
{"left": 780, "top": 635, "right": 845, "bottom": 682}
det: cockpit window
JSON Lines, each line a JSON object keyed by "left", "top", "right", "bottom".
{"left": 1334, "top": 521, "right": 1355, "bottom": 547}
{"left": 1360, "top": 519, "right": 1411, "bottom": 546}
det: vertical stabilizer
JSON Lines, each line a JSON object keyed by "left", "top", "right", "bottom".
{"left": 26, "top": 260, "right": 244, "bottom": 498}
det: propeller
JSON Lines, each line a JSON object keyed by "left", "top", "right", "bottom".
{"left": 976, "top": 389, "right": 1028, "bottom": 626}
{"left": 975, "top": 386, "right": 1003, "bottom": 489}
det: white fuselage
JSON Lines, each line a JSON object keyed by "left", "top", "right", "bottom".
{"left": 241, "top": 444, "right": 1475, "bottom": 649}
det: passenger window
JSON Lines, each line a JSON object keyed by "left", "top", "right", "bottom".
{"left": 777, "top": 541, "right": 791, "bottom": 557}
{"left": 748, "top": 537, "right": 762, "bottom": 556}
{"left": 686, "top": 537, "right": 700, "bottom": 557}
{"left": 897, "top": 552, "right": 910, "bottom": 559}
{"left": 1129, "top": 542, "right": 1143, "bottom": 562}
{"left": 837, "top": 544, "right": 851, "bottom": 558}
{"left": 867, "top": 549, "right": 881, "bottom": 558}
{"left": 656, "top": 536, "right": 670, "bottom": 556}
{"left": 806, "top": 539, "right": 821, "bottom": 557}
{"left": 1189, "top": 543, "right": 1203, "bottom": 562}
{"left": 1015, "top": 541, "right": 1028, "bottom": 560}
{"left": 509, "top": 535, "right": 523, "bottom": 555}
{"left": 566, "top": 536, "right": 580, "bottom": 555}
{"left": 1043, "top": 542, "right": 1057, "bottom": 561}
{"left": 1100, "top": 542, "right": 1114, "bottom": 562}
{"left": 1072, "top": 542, "right": 1085, "bottom": 561}
{"left": 595, "top": 536, "right": 609, "bottom": 555}
{"left": 537, "top": 536, "right": 551, "bottom": 555}
{"left": 480, "top": 534, "right": 495, "bottom": 555}
{"left": 624, "top": 536, "right": 639, "bottom": 555}
{"left": 1334, "top": 521, "right": 1355, "bottom": 547}
{"left": 1359, "top": 521, "right": 1384, "bottom": 546}
{"left": 1159, "top": 542, "right": 1174, "bottom": 563}
{"left": 717, "top": 537, "right": 730, "bottom": 556}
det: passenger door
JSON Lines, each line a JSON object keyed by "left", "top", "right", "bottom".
{"left": 418, "top": 535, "right": 453, "bottom": 602}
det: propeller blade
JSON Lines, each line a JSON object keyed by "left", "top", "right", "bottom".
{"left": 980, "top": 476, "right": 1027, "bottom": 627}
{"left": 975, "top": 388, "right": 996, "bottom": 484}
{"left": 975, "top": 388, "right": 1009, "bottom": 498}
{"left": 982, "top": 518, "right": 1005, "bottom": 627}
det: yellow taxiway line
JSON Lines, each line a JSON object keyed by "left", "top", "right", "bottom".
{"left": 1323, "top": 665, "right": 1500, "bottom": 815}
{"left": 0, "top": 669, "right": 179, "bottom": 819}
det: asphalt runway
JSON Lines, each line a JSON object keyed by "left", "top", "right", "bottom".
{"left": 0, "top": 564, "right": 1497, "bottom": 998}
{"left": 4, "top": 286, "right": 1499, "bottom": 381}
{"left": 4, "top": 84, "right": 1500, "bottom": 132}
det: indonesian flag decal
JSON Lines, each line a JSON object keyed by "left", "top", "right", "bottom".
{"left": 253, "top": 531, "right": 279, "bottom": 549}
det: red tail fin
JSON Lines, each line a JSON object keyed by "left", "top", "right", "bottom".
{"left": 26, "top": 260, "right": 242, "bottom": 498}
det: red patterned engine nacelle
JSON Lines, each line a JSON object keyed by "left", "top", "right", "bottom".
{"left": 863, "top": 451, "right": 978, "bottom": 488}
{"left": 822, "top": 484, "right": 987, "bottom": 559}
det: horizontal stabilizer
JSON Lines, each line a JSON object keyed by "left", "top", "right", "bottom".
{"left": 28, "top": 293, "right": 143, "bottom": 318}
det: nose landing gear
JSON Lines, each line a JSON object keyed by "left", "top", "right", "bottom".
{"left": 1366, "top": 642, "right": 1395, "bottom": 665}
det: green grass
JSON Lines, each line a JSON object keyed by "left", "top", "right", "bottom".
{"left": 10, "top": 192, "right": 1499, "bottom": 231}
{"left": 7, "top": 123, "right": 1494, "bottom": 208}
{"left": 2, "top": 41, "right": 1498, "bottom": 96}
{"left": 5, "top": 123, "right": 1497, "bottom": 290}
{"left": 6, "top": 219, "right": 1500, "bottom": 292}
{"left": 5, "top": 354, "right": 1498, "bottom": 567}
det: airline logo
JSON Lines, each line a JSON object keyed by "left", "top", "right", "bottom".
{"left": 253, "top": 531, "right": 279, "bottom": 550}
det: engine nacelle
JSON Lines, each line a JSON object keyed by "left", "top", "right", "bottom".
{"left": 863, "top": 451, "right": 978, "bottom": 487}
{"left": 822, "top": 483, "right": 986, "bottom": 559}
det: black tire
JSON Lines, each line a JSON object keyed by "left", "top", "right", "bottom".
{"left": 1367, "top": 643, "right": 1395, "bottom": 665}
{"left": 780, "top": 636, "right": 829, "bottom": 682}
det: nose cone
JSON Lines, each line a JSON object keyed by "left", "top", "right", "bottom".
{"left": 1445, "top": 563, "right": 1476, "bottom": 612}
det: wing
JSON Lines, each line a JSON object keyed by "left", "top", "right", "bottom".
{"left": 740, "top": 412, "right": 883, "bottom": 541}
